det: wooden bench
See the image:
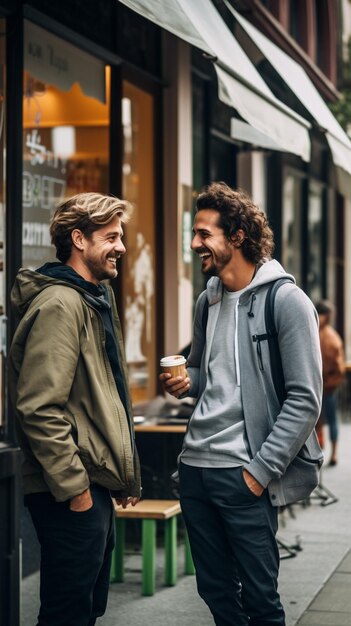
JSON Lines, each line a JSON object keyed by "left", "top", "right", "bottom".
{"left": 110, "top": 499, "right": 195, "bottom": 595}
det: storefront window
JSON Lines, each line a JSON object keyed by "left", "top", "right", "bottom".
{"left": 307, "top": 180, "right": 323, "bottom": 302}
{"left": 282, "top": 173, "right": 302, "bottom": 285}
{"left": 121, "top": 81, "right": 157, "bottom": 404}
{"left": 0, "top": 23, "right": 5, "bottom": 432}
{"left": 22, "top": 21, "right": 109, "bottom": 269}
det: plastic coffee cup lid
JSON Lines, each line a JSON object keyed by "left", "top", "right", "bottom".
{"left": 160, "top": 355, "right": 186, "bottom": 367}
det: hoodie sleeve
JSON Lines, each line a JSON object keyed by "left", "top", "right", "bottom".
{"left": 13, "top": 290, "right": 90, "bottom": 501}
{"left": 245, "top": 283, "right": 323, "bottom": 488}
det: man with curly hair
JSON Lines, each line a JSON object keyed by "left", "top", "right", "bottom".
{"left": 10, "top": 193, "right": 141, "bottom": 626}
{"left": 161, "top": 182, "right": 323, "bottom": 626}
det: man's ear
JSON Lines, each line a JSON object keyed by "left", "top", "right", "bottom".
{"left": 71, "top": 229, "right": 84, "bottom": 251}
{"left": 231, "top": 228, "right": 246, "bottom": 248}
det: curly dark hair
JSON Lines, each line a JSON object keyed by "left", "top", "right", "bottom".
{"left": 196, "top": 182, "right": 274, "bottom": 264}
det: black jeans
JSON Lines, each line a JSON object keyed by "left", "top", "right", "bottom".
{"left": 25, "top": 483, "right": 115, "bottom": 626}
{"left": 179, "top": 463, "right": 285, "bottom": 626}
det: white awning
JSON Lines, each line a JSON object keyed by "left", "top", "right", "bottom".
{"left": 216, "top": 67, "right": 310, "bottom": 160}
{"left": 226, "top": 3, "right": 351, "bottom": 180}
{"left": 117, "top": 0, "right": 311, "bottom": 161}
{"left": 231, "top": 118, "right": 290, "bottom": 152}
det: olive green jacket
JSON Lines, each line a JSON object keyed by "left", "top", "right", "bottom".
{"left": 9, "top": 269, "right": 141, "bottom": 501}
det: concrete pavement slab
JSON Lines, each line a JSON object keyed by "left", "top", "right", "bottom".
{"left": 337, "top": 551, "right": 351, "bottom": 572}
{"left": 298, "top": 612, "right": 351, "bottom": 625}
{"left": 307, "top": 571, "right": 351, "bottom": 612}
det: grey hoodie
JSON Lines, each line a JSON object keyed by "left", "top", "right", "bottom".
{"left": 182, "top": 259, "right": 323, "bottom": 507}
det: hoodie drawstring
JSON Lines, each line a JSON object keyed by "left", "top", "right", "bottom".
{"left": 252, "top": 333, "right": 267, "bottom": 370}
{"left": 247, "top": 293, "right": 256, "bottom": 318}
{"left": 234, "top": 299, "right": 241, "bottom": 386}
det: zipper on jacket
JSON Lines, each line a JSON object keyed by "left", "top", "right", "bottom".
{"left": 87, "top": 301, "right": 135, "bottom": 462}
{"left": 98, "top": 313, "right": 135, "bottom": 462}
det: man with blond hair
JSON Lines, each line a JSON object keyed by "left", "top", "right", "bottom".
{"left": 10, "top": 193, "right": 141, "bottom": 626}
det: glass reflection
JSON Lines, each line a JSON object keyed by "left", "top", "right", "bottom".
{"left": 122, "top": 81, "right": 156, "bottom": 404}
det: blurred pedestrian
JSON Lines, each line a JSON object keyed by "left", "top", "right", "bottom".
{"left": 315, "top": 300, "right": 345, "bottom": 466}
{"left": 160, "top": 182, "right": 323, "bottom": 626}
{"left": 9, "top": 192, "right": 141, "bottom": 626}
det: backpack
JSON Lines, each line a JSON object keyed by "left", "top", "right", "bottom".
{"left": 202, "top": 277, "right": 294, "bottom": 408}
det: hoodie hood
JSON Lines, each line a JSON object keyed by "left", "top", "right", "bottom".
{"left": 205, "top": 259, "right": 295, "bottom": 306}
{"left": 201, "top": 260, "right": 296, "bottom": 386}
{"left": 11, "top": 262, "right": 108, "bottom": 319}
{"left": 203, "top": 259, "right": 295, "bottom": 389}
{"left": 11, "top": 263, "right": 130, "bottom": 423}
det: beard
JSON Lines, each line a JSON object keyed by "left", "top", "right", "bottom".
{"left": 202, "top": 262, "right": 218, "bottom": 277}
{"left": 201, "top": 249, "right": 232, "bottom": 277}
{"left": 85, "top": 256, "right": 118, "bottom": 282}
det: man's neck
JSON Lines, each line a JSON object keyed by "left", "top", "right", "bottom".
{"left": 65, "top": 259, "right": 98, "bottom": 285}
{"left": 220, "top": 258, "right": 257, "bottom": 292}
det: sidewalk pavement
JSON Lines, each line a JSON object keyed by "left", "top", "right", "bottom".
{"left": 21, "top": 421, "right": 351, "bottom": 626}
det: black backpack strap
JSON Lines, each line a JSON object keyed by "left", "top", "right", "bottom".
{"left": 252, "top": 277, "right": 294, "bottom": 407}
{"left": 265, "top": 278, "right": 294, "bottom": 407}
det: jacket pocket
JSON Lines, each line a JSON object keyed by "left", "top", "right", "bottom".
{"left": 281, "top": 453, "right": 320, "bottom": 506}
{"left": 286, "top": 429, "right": 323, "bottom": 490}
{"left": 296, "top": 429, "right": 324, "bottom": 468}
{"left": 75, "top": 415, "right": 126, "bottom": 491}
{"left": 288, "top": 454, "right": 320, "bottom": 487}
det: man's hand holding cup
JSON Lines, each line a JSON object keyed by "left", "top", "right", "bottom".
{"left": 159, "top": 355, "right": 191, "bottom": 398}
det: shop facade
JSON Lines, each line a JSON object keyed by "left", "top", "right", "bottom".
{"left": 0, "top": 1, "right": 350, "bottom": 623}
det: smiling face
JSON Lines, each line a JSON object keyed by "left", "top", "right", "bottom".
{"left": 78, "top": 215, "right": 126, "bottom": 284}
{"left": 191, "top": 209, "right": 235, "bottom": 277}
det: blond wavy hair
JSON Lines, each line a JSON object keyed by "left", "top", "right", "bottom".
{"left": 50, "top": 192, "right": 133, "bottom": 263}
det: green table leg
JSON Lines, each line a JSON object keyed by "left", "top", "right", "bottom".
{"left": 165, "top": 516, "right": 177, "bottom": 586}
{"left": 184, "top": 530, "right": 195, "bottom": 575}
{"left": 142, "top": 519, "right": 156, "bottom": 595}
{"left": 110, "top": 517, "right": 125, "bottom": 583}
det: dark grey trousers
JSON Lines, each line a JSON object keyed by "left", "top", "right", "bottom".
{"left": 179, "top": 462, "right": 285, "bottom": 626}
{"left": 25, "top": 483, "right": 115, "bottom": 626}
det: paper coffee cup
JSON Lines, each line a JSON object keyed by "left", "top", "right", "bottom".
{"left": 160, "top": 354, "right": 187, "bottom": 378}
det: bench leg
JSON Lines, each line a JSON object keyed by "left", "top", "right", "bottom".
{"left": 110, "top": 518, "right": 125, "bottom": 583}
{"left": 164, "top": 516, "right": 177, "bottom": 586}
{"left": 142, "top": 519, "right": 156, "bottom": 595}
{"left": 184, "top": 530, "right": 195, "bottom": 575}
